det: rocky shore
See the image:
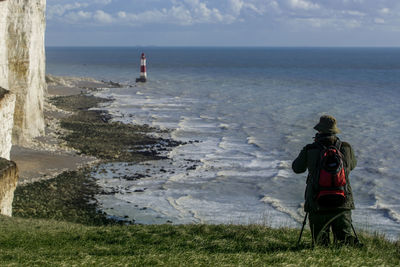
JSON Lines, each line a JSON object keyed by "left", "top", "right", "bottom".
{"left": 11, "top": 75, "right": 181, "bottom": 225}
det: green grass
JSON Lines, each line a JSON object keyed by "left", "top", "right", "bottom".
{"left": 1, "top": 216, "right": 399, "bottom": 266}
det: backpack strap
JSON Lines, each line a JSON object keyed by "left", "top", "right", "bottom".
{"left": 334, "top": 138, "right": 342, "bottom": 151}
{"left": 315, "top": 137, "right": 341, "bottom": 151}
{"left": 314, "top": 141, "right": 326, "bottom": 151}
{"left": 335, "top": 138, "right": 349, "bottom": 170}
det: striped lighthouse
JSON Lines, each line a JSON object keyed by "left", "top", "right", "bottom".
{"left": 136, "top": 53, "right": 147, "bottom": 83}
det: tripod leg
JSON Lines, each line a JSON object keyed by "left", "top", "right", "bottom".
{"left": 297, "top": 212, "right": 308, "bottom": 246}
{"left": 351, "top": 223, "right": 361, "bottom": 244}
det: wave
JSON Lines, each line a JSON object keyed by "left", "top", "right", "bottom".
{"left": 261, "top": 196, "right": 303, "bottom": 223}
{"left": 373, "top": 195, "right": 400, "bottom": 224}
{"left": 247, "top": 136, "right": 262, "bottom": 148}
{"left": 176, "top": 116, "right": 220, "bottom": 134}
{"left": 219, "top": 123, "right": 230, "bottom": 130}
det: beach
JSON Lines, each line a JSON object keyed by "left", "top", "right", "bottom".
{"left": 11, "top": 76, "right": 102, "bottom": 185}
{"left": 11, "top": 75, "right": 182, "bottom": 225}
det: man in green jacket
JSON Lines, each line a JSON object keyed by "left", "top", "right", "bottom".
{"left": 292, "top": 115, "right": 358, "bottom": 245}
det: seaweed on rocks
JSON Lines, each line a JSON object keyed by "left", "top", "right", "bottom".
{"left": 50, "top": 94, "right": 111, "bottom": 112}
{"left": 12, "top": 169, "right": 125, "bottom": 225}
{"left": 50, "top": 94, "right": 182, "bottom": 163}
{"left": 59, "top": 110, "right": 179, "bottom": 162}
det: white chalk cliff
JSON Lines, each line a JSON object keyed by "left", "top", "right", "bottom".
{"left": 0, "top": 88, "right": 16, "bottom": 160}
{"left": 0, "top": 0, "right": 9, "bottom": 90}
{"left": 0, "top": 158, "right": 18, "bottom": 216}
{"left": 0, "top": 0, "right": 47, "bottom": 145}
{"left": 0, "top": 0, "right": 46, "bottom": 216}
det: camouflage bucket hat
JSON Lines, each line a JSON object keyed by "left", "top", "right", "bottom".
{"left": 314, "top": 115, "right": 341, "bottom": 134}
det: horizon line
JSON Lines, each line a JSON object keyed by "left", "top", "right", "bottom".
{"left": 45, "top": 45, "right": 400, "bottom": 49}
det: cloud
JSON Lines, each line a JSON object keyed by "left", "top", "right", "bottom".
{"left": 63, "top": 10, "right": 92, "bottom": 23}
{"left": 182, "top": 0, "right": 225, "bottom": 23}
{"left": 379, "top": 8, "right": 390, "bottom": 15}
{"left": 112, "top": 0, "right": 239, "bottom": 26}
{"left": 47, "top": 2, "right": 89, "bottom": 19}
{"left": 227, "top": 0, "right": 263, "bottom": 15}
{"left": 117, "top": 7, "right": 192, "bottom": 26}
{"left": 46, "top": 0, "right": 400, "bottom": 31}
{"left": 342, "top": 10, "right": 366, "bottom": 17}
{"left": 94, "top": 10, "right": 113, "bottom": 24}
{"left": 288, "top": 0, "right": 320, "bottom": 10}
{"left": 93, "top": 0, "right": 113, "bottom": 4}
{"left": 228, "top": 0, "right": 245, "bottom": 15}
{"left": 290, "top": 16, "right": 362, "bottom": 30}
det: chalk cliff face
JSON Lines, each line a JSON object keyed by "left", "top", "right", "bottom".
{"left": 0, "top": 0, "right": 9, "bottom": 89}
{"left": 0, "top": 88, "right": 16, "bottom": 160}
{"left": 0, "top": 0, "right": 45, "bottom": 216}
{"left": 0, "top": 158, "right": 18, "bottom": 216}
{"left": 2, "top": 0, "right": 47, "bottom": 145}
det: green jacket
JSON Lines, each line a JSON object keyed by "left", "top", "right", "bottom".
{"left": 292, "top": 134, "right": 357, "bottom": 212}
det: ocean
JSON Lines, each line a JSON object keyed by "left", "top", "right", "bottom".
{"left": 46, "top": 47, "right": 400, "bottom": 239}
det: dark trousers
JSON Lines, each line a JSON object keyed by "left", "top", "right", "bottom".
{"left": 309, "top": 210, "right": 354, "bottom": 245}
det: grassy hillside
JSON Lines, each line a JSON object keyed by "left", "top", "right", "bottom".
{"left": 0, "top": 216, "right": 399, "bottom": 266}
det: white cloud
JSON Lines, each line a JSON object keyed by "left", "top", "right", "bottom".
{"left": 117, "top": 7, "right": 191, "bottom": 26}
{"left": 47, "top": 3, "right": 89, "bottom": 19}
{"left": 46, "top": 0, "right": 400, "bottom": 32}
{"left": 64, "top": 10, "right": 92, "bottom": 23}
{"left": 94, "top": 10, "right": 113, "bottom": 24}
{"left": 117, "top": 11, "right": 127, "bottom": 19}
{"left": 182, "top": 0, "right": 228, "bottom": 24}
{"left": 379, "top": 8, "right": 390, "bottom": 15}
{"left": 290, "top": 16, "right": 362, "bottom": 30}
{"left": 227, "top": 0, "right": 263, "bottom": 15}
{"left": 288, "top": 0, "right": 320, "bottom": 10}
{"left": 344, "top": 19, "right": 362, "bottom": 28}
{"left": 342, "top": 10, "right": 366, "bottom": 17}
{"left": 228, "top": 0, "right": 244, "bottom": 15}
{"left": 116, "top": 0, "right": 241, "bottom": 26}
{"left": 93, "top": 0, "right": 113, "bottom": 4}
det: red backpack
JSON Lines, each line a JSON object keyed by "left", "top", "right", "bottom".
{"left": 315, "top": 140, "right": 347, "bottom": 207}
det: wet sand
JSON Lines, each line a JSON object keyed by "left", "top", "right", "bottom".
{"left": 10, "top": 75, "right": 106, "bottom": 184}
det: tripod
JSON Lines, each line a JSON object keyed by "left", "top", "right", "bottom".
{"left": 297, "top": 211, "right": 361, "bottom": 247}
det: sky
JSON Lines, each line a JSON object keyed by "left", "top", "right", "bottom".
{"left": 46, "top": 0, "right": 400, "bottom": 47}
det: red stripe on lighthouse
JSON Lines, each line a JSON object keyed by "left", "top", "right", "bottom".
{"left": 140, "top": 53, "right": 147, "bottom": 79}
{"left": 136, "top": 53, "right": 147, "bottom": 82}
